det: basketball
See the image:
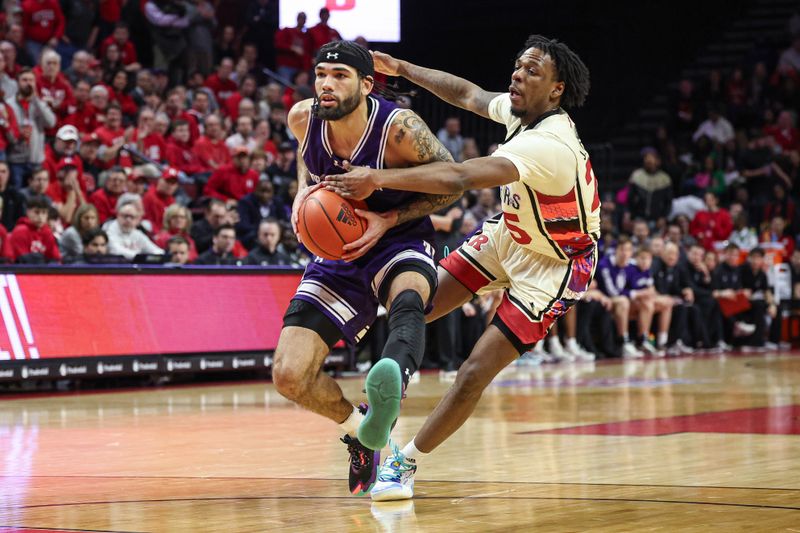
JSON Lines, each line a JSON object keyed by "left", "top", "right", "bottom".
{"left": 297, "top": 188, "right": 368, "bottom": 260}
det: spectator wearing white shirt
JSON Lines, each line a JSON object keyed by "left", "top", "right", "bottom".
{"left": 693, "top": 105, "right": 734, "bottom": 145}
{"left": 105, "top": 198, "right": 164, "bottom": 260}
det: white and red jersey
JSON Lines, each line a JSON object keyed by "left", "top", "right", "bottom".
{"left": 488, "top": 94, "right": 600, "bottom": 262}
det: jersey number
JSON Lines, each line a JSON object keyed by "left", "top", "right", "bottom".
{"left": 503, "top": 213, "right": 532, "bottom": 245}
{"left": 585, "top": 160, "right": 600, "bottom": 211}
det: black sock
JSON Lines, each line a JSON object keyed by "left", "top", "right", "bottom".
{"left": 381, "top": 290, "right": 425, "bottom": 387}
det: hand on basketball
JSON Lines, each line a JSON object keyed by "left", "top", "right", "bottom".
{"left": 370, "top": 51, "right": 401, "bottom": 76}
{"left": 340, "top": 209, "right": 398, "bottom": 262}
{"left": 323, "top": 164, "right": 379, "bottom": 201}
{"left": 291, "top": 182, "right": 324, "bottom": 240}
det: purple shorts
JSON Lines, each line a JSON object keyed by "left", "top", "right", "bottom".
{"left": 292, "top": 238, "right": 437, "bottom": 343}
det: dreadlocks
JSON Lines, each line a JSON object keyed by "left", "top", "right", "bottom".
{"left": 517, "top": 35, "right": 590, "bottom": 109}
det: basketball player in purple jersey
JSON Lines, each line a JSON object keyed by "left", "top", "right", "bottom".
{"left": 271, "top": 41, "right": 459, "bottom": 495}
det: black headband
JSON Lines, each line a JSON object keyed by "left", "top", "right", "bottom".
{"left": 314, "top": 47, "right": 374, "bottom": 77}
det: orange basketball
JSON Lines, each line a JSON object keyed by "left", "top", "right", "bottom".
{"left": 297, "top": 188, "right": 368, "bottom": 260}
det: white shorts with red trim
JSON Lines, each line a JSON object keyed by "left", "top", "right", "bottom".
{"left": 440, "top": 218, "right": 597, "bottom": 346}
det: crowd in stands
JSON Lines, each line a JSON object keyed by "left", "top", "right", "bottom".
{"left": 0, "top": 1, "right": 797, "bottom": 363}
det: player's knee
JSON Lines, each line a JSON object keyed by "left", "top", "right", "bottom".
{"left": 272, "top": 353, "right": 310, "bottom": 401}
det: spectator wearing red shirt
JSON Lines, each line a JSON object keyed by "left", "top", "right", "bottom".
{"left": 0, "top": 95, "right": 20, "bottom": 161}
{"left": 307, "top": 8, "right": 341, "bottom": 54}
{"left": 44, "top": 125, "right": 88, "bottom": 197}
{"left": 79, "top": 132, "right": 103, "bottom": 180}
{"left": 761, "top": 216, "right": 795, "bottom": 258}
{"left": 154, "top": 203, "right": 198, "bottom": 261}
{"left": 130, "top": 108, "right": 166, "bottom": 163}
{"left": 34, "top": 49, "right": 74, "bottom": 119}
{"left": 764, "top": 110, "right": 800, "bottom": 153}
{"left": 165, "top": 120, "right": 205, "bottom": 176}
{"left": 64, "top": 80, "right": 101, "bottom": 133}
{"left": 193, "top": 113, "right": 230, "bottom": 171}
{"left": 98, "top": 0, "right": 124, "bottom": 41}
{"left": 93, "top": 103, "right": 130, "bottom": 168}
{"left": 143, "top": 166, "right": 179, "bottom": 233}
{"left": 764, "top": 183, "right": 796, "bottom": 232}
{"left": 205, "top": 146, "right": 257, "bottom": 205}
{"left": 204, "top": 58, "right": 237, "bottom": 105}
{"left": 49, "top": 157, "right": 85, "bottom": 223}
{"left": 274, "top": 12, "right": 311, "bottom": 82}
{"left": 164, "top": 89, "right": 199, "bottom": 142}
{"left": 88, "top": 165, "right": 126, "bottom": 223}
{"left": 108, "top": 69, "right": 139, "bottom": 119}
{"left": 224, "top": 74, "right": 258, "bottom": 121}
{"left": 690, "top": 191, "right": 733, "bottom": 251}
{"left": 0, "top": 41, "right": 23, "bottom": 80}
{"left": 126, "top": 170, "right": 147, "bottom": 197}
{"left": 254, "top": 118, "right": 278, "bottom": 165}
{"left": 21, "top": 0, "right": 65, "bottom": 61}
{"left": 9, "top": 195, "right": 61, "bottom": 263}
{"left": 100, "top": 23, "right": 140, "bottom": 71}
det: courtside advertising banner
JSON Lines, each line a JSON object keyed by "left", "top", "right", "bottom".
{"left": 0, "top": 272, "right": 301, "bottom": 361}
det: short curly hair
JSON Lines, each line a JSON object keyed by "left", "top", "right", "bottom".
{"left": 517, "top": 35, "right": 590, "bottom": 109}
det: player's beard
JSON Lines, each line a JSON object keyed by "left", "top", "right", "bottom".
{"left": 315, "top": 89, "right": 361, "bottom": 121}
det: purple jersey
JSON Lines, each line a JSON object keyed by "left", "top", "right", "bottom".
{"left": 301, "top": 95, "right": 434, "bottom": 246}
{"left": 627, "top": 265, "right": 654, "bottom": 294}
{"left": 597, "top": 255, "right": 631, "bottom": 297}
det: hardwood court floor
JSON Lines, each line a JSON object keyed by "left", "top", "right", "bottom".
{"left": 1, "top": 352, "right": 799, "bottom": 532}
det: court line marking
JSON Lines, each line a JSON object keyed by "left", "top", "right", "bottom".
{"left": 0, "top": 527, "right": 142, "bottom": 533}
{"left": 1, "top": 475, "right": 798, "bottom": 492}
{"left": 12, "top": 496, "right": 800, "bottom": 512}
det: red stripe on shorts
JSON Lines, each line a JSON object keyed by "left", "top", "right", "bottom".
{"left": 440, "top": 250, "right": 491, "bottom": 294}
{"left": 495, "top": 292, "right": 555, "bottom": 346}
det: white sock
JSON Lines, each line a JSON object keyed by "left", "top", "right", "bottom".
{"left": 657, "top": 332, "right": 668, "bottom": 347}
{"left": 401, "top": 438, "right": 428, "bottom": 463}
{"left": 339, "top": 406, "right": 364, "bottom": 437}
{"left": 622, "top": 333, "right": 630, "bottom": 343}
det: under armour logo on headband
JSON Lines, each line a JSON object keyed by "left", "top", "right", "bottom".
{"left": 326, "top": 52, "right": 339, "bottom": 59}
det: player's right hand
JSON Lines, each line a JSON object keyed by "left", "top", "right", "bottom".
{"left": 291, "top": 182, "right": 323, "bottom": 240}
{"left": 371, "top": 51, "right": 401, "bottom": 76}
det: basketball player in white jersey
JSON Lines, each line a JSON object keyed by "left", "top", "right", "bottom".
{"left": 325, "top": 34, "right": 599, "bottom": 500}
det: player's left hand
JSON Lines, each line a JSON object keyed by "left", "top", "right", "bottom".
{"left": 340, "top": 209, "right": 398, "bottom": 262}
{"left": 323, "top": 163, "right": 379, "bottom": 201}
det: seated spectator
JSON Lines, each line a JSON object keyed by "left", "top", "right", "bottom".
{"left": 72, "top": 228, "right": 126, "bottom": 264}
{"left": 130, "top": 107, "right": 167, "bottom": 163}
{"left": 712, "top": 243, "right": 753, "bottom": 340}
{"left": 245, "top": 219, "right": 292, "bottom": 266}
{"left": 79, "top": 132, "right": 103, "bottom": 180}
{"left": 0, "top": 198, "right": 14, "bottom": 262}
{"left": 105, "top": 199, "right": 163, "bottom": 260}
{"left": 22, "top": 1, "right": 66, "bottom": 65}
{"left": 596, "top": 236, "right": 641, "bottom": 358}
{"left": 225, "top": 115, "right": 257, "bottom": 153}
{"left": 437, "top": 117, "right": 464, "bottom": 162}
{"left": 760, "top": 216, "right": 795, "bottom": 258}
{"left": 205, "top": 146, "right": 258, "bottom": 205}
{"left": 0, "top": 161, "right": 26, "bottom": 231}
{"left": 628, "top": 246, "right": 674, "bottom": 356}
{"left": 9, "top": 195, "right": 61, "bottom": 263}
{"left": 193, "top": 223, "right": 239, "bottom": 265}
{"left": 628, "top": 148, "right": 672, "bottom": 226}
{"left": 631, "top": 218, "right": 650, "bottom": 248}
{"left": 267, "top": 141, "right": 297, "bottom": 196}
{"left": 653, "top": 242, "right": 697, "bottom": 353}
{"left": 777, "top": 35, "right": 800, "bottom": 74}
{"left": 469, "top": 188, "right": 498, "bottom": 226}
{"left": 254, "top": 119, "right": 278, "bottom": 163}
{"left": 21, "top": 166, "right": 50, "bottom": 203}
{"left": 89, "top": 166, "right": 127, "bottom": 223}
{"left": 165, "top": 235, "right": 191, "bottom": 265}
{"left": 154, "top": 204, "right": 198, "bottom": 262}
{"left": 692, "top": 104, "right": 734, "bottom": 145}
{"left": 204, "top": 57, "right": 237, "bottom": 105}
{"left": 44, "top": 125, "right": 86, "bottom": 195}
{"left": 100, "top": 22, "right": 141, "bottom": 72}
{"left": 64, "top": 51, "right": 94, "bottom": 86}
{"left": 143, "top": 167, "right": 180, "bottom": 233}
{"left": 764, "top": 110, "right": 799, "bottom": 153}
{"left": 739, "top": 248, "right": 779, "bottom": 349}
{"left": 236, "top": 178, "right": 288, "bottom": 248}
{"left": 58, "top": 203, "right": 99, "bottom": 260}
{"left": 164, "top": 120, "right": 206, "bottom": 176}
{"left": 689, "top": 191, "right": 733, "bottom": 251}
{"left": 686, "top": 243, "right": 727, "bottom": 350}
{"left": 126, "top": 169, "right": 148, "bottom": 197}
{"left": 93, "top": 103, "right": 129, "bottom": 168}
{"left": 224, "top": 74, "right": 257, "bottom": 121}
{"left": 50, "top": 157, "right": 86, "bottom": 224}
{"left": 191, "top": 197, "right": 226, "bottom": 253}
{"left": 193, "top": 113, "right": 231, "bottom": 171}
{"left": 279, "top": 221, "right": 310, "bottom": 267}
{"left": 763, "top": 184, "right": 796, "bottom": 233}
{"left": 35, "top": 49, "right": 75, "bottom": 123}
{"left": 64, "top": 80, "right": 98, "bottom": 132}
{"left": 729, "top": 212, "right": 758, "bottom": 252}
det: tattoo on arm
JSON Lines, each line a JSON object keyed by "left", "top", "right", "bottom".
{"left": 395, "top": 191, "right": 462, "bottom": 225}
{"left": 391, "top": 111, "right": 460, "bottom": 225}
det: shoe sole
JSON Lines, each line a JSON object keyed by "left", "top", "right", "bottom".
{"left": 359, "top": 359, "right": 402, "bottom": 450}
{"left": 371, "top": 484, "right": 414, "bottom": 501}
